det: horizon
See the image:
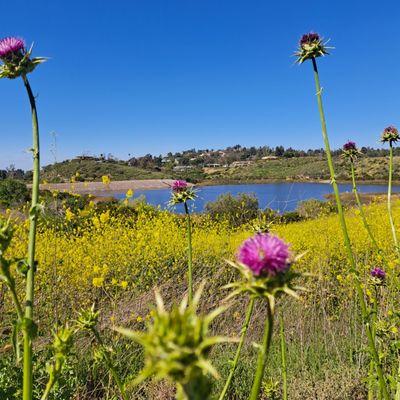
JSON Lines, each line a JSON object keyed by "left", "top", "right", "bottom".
{"left": 1, "top": 0, "right": 399, "bottom": 169}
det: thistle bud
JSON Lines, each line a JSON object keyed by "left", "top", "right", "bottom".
{"left": 0, "top": 218, "right": 13, "bottom": 253}
{"left": 75, "top": 305, "right": 99, "bottom": 331}
{"left": 380, "top": 126, "right": 399, "bottom": 145}
{"left": 116, "top": 285, "right": 234, "bottom": 399}
{"left": 0, "top": 36, "right": 46, "bottom": 79}
{"left": 295, "top": 32, "right": 329, "bottom": 64}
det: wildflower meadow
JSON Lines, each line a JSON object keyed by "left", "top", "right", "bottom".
{"left": 0, "top": 32, "right": 399, "bottom": 400}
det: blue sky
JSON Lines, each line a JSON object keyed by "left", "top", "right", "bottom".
{"left": 1, "top": 0, "right": 399, "bottom": 169}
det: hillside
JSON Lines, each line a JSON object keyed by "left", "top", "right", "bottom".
{"left": 40, "top": 155, "right": 400, "bottom": 184}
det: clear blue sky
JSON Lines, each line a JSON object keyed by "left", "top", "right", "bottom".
{"left": 1, "top": 0, "right": 399, "bottom": 169}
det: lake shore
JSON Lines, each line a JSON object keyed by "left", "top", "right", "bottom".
{"left": 37, "top": 177, "right": 396, "bottom": 195}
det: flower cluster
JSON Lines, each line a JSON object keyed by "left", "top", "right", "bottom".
{"left": 380, "top": 126, "right": 399, "bottom": 145}
{"left": 169, "top": 180, "right": 197, "bottom": 205}
{"left": 295, "top": 32, "right": 329, "bottom": 64}
{"left": 342, "top": 141, "right": 362, "bottom": 162}
{"left": 0, "top": 36, "right": 46, "bottom": 79}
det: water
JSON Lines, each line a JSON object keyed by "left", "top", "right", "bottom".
{"left": 113, "top": 182, "right": 400, "bottom": 213}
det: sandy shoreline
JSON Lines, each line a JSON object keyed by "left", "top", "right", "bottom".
{"left": 38, "top": 179, "right": 178, "bottom": 194}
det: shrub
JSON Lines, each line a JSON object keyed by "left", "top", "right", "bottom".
{"left": 205, "top": 193, "right": 259, "bottom": 227}
{"left": 0, "top": 179, "right": 29, "bottom": 207}
{"left": 296, "top": 198, "right": 336, "bottom": 219}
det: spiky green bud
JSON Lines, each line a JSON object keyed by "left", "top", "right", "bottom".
{"left": 116, "top": 284, "right": 235, "bottom": 400}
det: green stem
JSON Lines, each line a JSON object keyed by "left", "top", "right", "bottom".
{"left": 350, "top": 162, "right": 381, "bottom": 253}
{"left": 92, "top": 328, "right": 128, "bottom": 400}
{"left": 9, "top": 282, "right": 24, "bottom": 321}
{"left": 218, "top": 297, "right": 255, "bottom": 400}
{"left": 280, "top": 315, "right": 288, "bottom": 400}
{"left": 249, "top": 300, "right": 274, "bottom": 400}
{"left": 184, "top": 202, "right": 193, "bottom": 303}
{"left": 22, "top": 75, "right": 40, "bottom": 400}
{"left": 388, "top": 144, "right": 400, "bottom": 258}
{"left": 311, "top": 58, "right": 390, "bottom": 400}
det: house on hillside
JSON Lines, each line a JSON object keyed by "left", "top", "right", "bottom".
{"left": 230, "top": 161, "right": 254, "bottom": 167}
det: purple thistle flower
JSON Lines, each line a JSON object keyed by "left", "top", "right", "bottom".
{"left": 371, "top": 267, "right": 386, "bottom": 280}
{"left": 0, "top": 37, "right": 25, "bottom": 59}
{"left": 343, "top": 141, "right": 357, "bottom": 151}
{"left": 381, "top": 125, "right": 399, "bottom": 144}
{"left": 237, "top": 233, "right": 290, "bottom": 277}
{"left": 172, "top": 180, "right": 188, "bottom": 193}
{"left": 299, "top": 32, "right": 320, "bottom": 47}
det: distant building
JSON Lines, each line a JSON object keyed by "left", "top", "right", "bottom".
{"left": 230, "top": 161, "right": 254, "bottom": 167}
{"left": 173, "top": 166, "right": 194, "bottom": 172}
{"left": 205, "top": 163, "right": 221, "bottom": 168}
{"left": 261, "top": 156, "right": 278, "bottom": 160}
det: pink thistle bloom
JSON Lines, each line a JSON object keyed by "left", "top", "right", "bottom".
{"left": 172, "top": 180, "right": 188, "bottom": 193}
{"left": 237, "top": 233, "right": 290, "bottom": 276}
{"left": 0, "top": 37, "right": 25, "bottom": 59}
{"left": 343, "top": 141, "right": 357, "bottom": 151}
{"left": 371, "top": 267, "right": 386, "bottom": 280}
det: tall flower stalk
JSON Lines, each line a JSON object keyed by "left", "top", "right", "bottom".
{"left": 218, "top": 297, "right": 255, "bottom": 400}
{"left": 342, "top": 141, "right": 381, "bottom": 253}
{"left": 169, "top": 180, "right": 197, "bottom": 303}
{"left": 280, "top": 315, "right": 288, "bottom": 400}
{"left": 296, "top": 32, "right": 390, "bottom": 399}
{"left": 0, "top": 36, "right": 46, "bottom": 400}
{"left": 76, "top": 306, "right": 127, "bottom": 400}
{"left": 224, "top": 233, "right": 304, "bottom": 400}
{"left": 381, "top": 126, "right": 400, "bottom": 259}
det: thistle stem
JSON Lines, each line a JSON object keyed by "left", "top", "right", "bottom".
{"left": 249, "top": 300, "right": 274, "bottom": 400}
{"left": 387, "top": 144, "right": 400, "bottom": 258}
{"left": 350, "top": 162, "right": 381, "bottom": 253}
{"left": 22, "top": 75, "right": 40, "bottom": 400}
{"left": 92, "top": 328, "right": 127, "bottom": 400}
{"left": 218, "top": 297, "right": 255, "bottom": 400}
{"left": 9, "top": 282, "right": 24, "bottom": 320}
{"left": 184, "top": 202, "right": 193, "bottom": 303}
{"left": 280, "top": 315, "right": 288, "bottom": 400}
{"left": 311, "top": 58, "right": 390, "bottom": 400}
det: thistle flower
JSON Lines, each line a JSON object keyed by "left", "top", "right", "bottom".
{"left": 0, "top": 37, "right": 25, "bottom": 59}
{"left": 380, "top": 126, "right": 399, "bottom": 144}
{"left": 342, "top": 141, "right": 361, "bottom": 162}
{"left": 0, "top": 36, "right": 46, "bottom": 79}
{"left": 172, "top": 179, "right": 188, "bottom": 192}
{"left": 295, "top": 32, "right": 330, "bottom": 64}
{"left": 169, "top": 180, "right": 197, "bottom": 205}
{"left": 371, "top": 267, "right": 386, "bottom": 281}
{"left": 237, "top": 234, "right": 290, "bottom": 277}
{"left": 116, "top": 284, "right": 234, "bottom": 399}
{"left": 225, "top": 234, "right": 304, "bottom": 305}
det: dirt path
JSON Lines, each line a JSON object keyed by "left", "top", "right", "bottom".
{"left": 38, "top": 179, "right": 177, "bottom": 194}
